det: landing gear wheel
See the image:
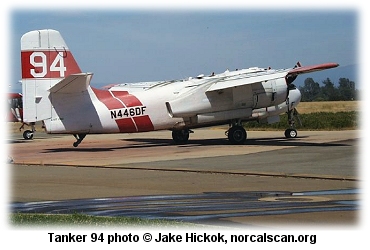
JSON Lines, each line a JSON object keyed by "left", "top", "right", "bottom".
{"left": 172, "top": 130, "right": 190, "bottom": 144}
{"left": 23, "top": 130, "right": 33, "bottom": 140}
{"left": 284, "top": 128, "right": 297, "bottom": 138}
{"left": 228, "top": 126, "right": 247, "bottom": 145}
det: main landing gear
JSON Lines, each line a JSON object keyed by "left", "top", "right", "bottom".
{"left": 226, "top": 121, "right": 247, "bottom": 145}
{"left": 171, "top": 111, "right": 299, "bottom": 145}
{"left": 172, "top": 129, "right": 193, "bottom": 144}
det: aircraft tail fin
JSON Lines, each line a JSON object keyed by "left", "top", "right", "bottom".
{"left": 21, "top": 29, "right": 82, "bottom": 122}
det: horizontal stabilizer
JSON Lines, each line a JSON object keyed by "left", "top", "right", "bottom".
{"left": 49, "top": 73, "right": 93, "bottom": 93}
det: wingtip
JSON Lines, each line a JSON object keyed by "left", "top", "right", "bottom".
{"left": 288, "top": 62, "right": 340, "bottom": 75}
{"left": 325, "top": 62, "right": 340, "bottom": 68}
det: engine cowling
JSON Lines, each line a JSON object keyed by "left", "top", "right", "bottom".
{"left": 252, "top": 78, "right": 288, "bottom": 109}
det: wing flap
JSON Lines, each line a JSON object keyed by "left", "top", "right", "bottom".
{"left": 49, "top": 73, "right": 93, "bottom": 93}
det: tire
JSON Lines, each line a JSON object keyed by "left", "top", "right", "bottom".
{"left": 23, "top": 130, "right": 33, "bottom": 140}
{"left": 228, "top": 126, "right": 247, "bottom": 145}
{"left": 172, "top": 130, "right": 190, "bottom": 144}
{"left": 284, "top": 128, "right": 297, "bottom": 138}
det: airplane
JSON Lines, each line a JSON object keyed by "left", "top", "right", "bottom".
{"left": 20, "top": 29, "right": 338, "bottom": 147}
{"left": 7, "top": 92, "right": 22, "bottom": 123}
{"left": 7, "top": 92, "right": 36, "bottom": 140}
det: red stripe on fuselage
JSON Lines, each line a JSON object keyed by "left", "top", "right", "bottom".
{"left": 92, "top": 88, "right": 154, "bottom": 133}
{"left": 115, "top": 118, "right": 137, "bottom": 133}
{"left": 93, "top": 88, "right": 129, "bottom": 110}
{"left": 111, "top": 91, "right": 142, "bottom": 107}
{"left": 133, "top": 116, "right": 154, "bottom": 132}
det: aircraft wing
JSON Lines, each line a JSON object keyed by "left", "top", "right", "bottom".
{"left": 49, "top": 73, "right": 93, "bottom": 93}
{"left": 287, "top": 62, "right": 339, "bottom": 76}
{"left": 206, "top": 62, "right": 339, "bottom": 92}
{"left": 206, "top": 71, "right": 287, "bottom": 92}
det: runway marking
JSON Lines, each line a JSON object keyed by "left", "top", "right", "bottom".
{"left": 12, "top": 162, "right": 359, "bottom": 181}
{"left": 11, "top": 189, "right": 359, "bottom": 225}
{"left": 259, "top": 196, "right": 331, "bottom": 202}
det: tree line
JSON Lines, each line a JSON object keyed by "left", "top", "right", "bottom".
{"left": 298, "top": 77, "right": 357, "bottom": 102}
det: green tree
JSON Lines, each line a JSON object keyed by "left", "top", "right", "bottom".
{"left": 321, "top": 78, "right": 339, "bottom": 101}
{"left": 300, "top": 77, "right": 357, "bottom": 102}
{"left": 338, "top": 78, "right": 356, "bottom": 100}
{"left": 299, "top": 78, "right": 321, "bottom": 101}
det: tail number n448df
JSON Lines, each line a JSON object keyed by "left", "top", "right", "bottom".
{"left": 110, "top": 106, "right": 147, "bottom": 119}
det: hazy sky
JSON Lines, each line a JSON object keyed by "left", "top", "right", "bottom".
{"left": 9, "top": 4, "right": 358, "bottom": 91}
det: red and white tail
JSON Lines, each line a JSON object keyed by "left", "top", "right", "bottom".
{"left": 21, "top": 29, "right": 82, "bottom": 122}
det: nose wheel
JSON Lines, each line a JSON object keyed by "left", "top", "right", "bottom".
{"left": 284, "top": 128, "right": 297, "bottom": 138}
{"left": 285, "top": 107, "right": 300, "bottom": 138}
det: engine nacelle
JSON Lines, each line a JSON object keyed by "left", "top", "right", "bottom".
{"left": 252, "top": 78, "right": 288, "bottom": 109}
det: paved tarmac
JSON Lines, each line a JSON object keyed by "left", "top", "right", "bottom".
{"left": 8, "top": 128, "right": 361, "bottom": 227}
